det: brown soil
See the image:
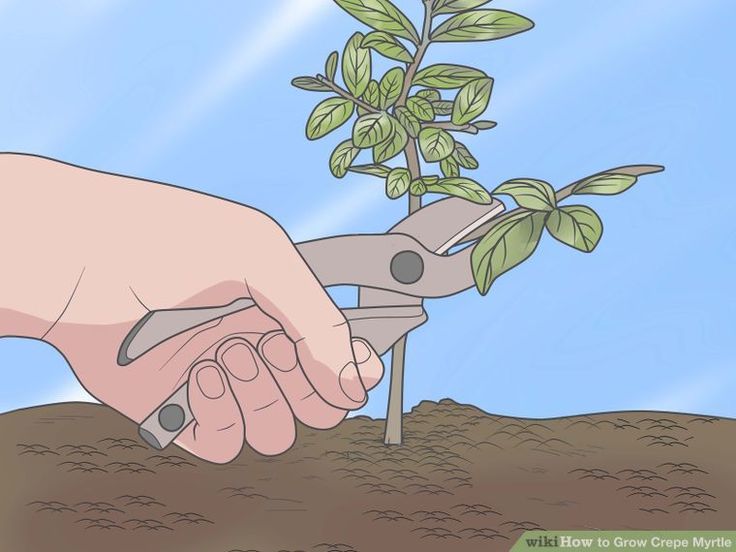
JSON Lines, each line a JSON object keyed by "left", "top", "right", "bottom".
{"left": 1, "top": 399, "right": 734, "bottom": 552}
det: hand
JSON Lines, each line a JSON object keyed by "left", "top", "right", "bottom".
{"left": 2, "top": 154, "right": 384, "bottom": 463}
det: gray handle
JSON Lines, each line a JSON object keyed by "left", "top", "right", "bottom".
{"left": 119, "top": 298, "right": 255, "bottom": 366}
{"left": 137, "top": 305, "right": 427, "bottom": 450}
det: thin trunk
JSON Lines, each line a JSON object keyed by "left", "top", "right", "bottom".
{"left": 383, "top": 145, "right": 422, "bottom": 446}
{"left": 383, "top": 336, "right": 406, "bottom": 445}
{"left": 383, "top": 0, "right": 432, "bottom": 447}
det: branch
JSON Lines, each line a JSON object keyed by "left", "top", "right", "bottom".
{"left": 401, "top": 1, "right": 434, "bottom": 214}
{"left": 461, "top": 165, "right": 666, "bottom": 244}
{"left": 396, "top": 0, "right": 433, "bottom": 109}
{"left": 423, "top": 121, "right": 479, "bottom": 135}
{"left": 316, "top": 75, "right": 379, "bottom": 114}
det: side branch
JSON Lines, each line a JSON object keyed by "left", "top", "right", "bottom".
{"left": 423, "top": 121, "right": 479, "bottom": 134}
{"left": 396, "top": 0, "right": 433, "bottom": 108}
{"left": 462, "top": 165, "right": 666, "bottom": 244}
{"left": 317, "top": 75, "right": 378, "bottom": 114}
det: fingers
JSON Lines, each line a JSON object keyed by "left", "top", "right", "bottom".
{"left": 258, "top": 331, "right": 347, "bottom": 430}
{"left": 349, "top": 338, "right": 384, "bottom": 391}
{"left": 258, "top": 332, "right": 385, "bottom": 430}
{"left": 176, "top": 360, "right": 244, "bottom": 464}
{"left": 150, "top": 301, "right": 383, "bottom": 462}
{"left": 246, "top": 229, "right": 365, "bottom": 410}
{"left": 216, "top": 337, "right": 296, "bottom": 456}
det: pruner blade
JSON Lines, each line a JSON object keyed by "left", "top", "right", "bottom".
{"left": 390, "top": 197, "right": 505, "bottom": 253}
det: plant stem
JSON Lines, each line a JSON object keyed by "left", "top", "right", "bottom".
{"left": 317, "top": 75, "right": 378, "bottom": 114}
{"left": 384, "top": 332, "right": 407, "bottom": 445}
{"left": 396, "top": 0, "right": 433, "bottom": 108}
{"left": 423, "top": 121, "right": 479, "bottom": 134}
{"left": 405, "top": 140, "right": 423, "bottom": 212}
{"left": 384, "top": 0, "right": 434, "bottom": 447}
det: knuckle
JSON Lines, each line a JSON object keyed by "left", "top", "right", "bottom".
{"left": 322, "top": 312, "right": 351, "bottom": 341}
{"left": 249, "top": 211, "right": 290, "bottom": 245}
{"left": 295, "top": 314, "right": 350, "bottom": 355}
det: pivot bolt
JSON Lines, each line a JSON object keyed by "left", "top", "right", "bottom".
{"left": 390, "top": 251, "right": 424, "bottom": 285}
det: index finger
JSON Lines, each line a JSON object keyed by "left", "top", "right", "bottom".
{"left": 245, "top": 224, "right": 367, "bottom": 410}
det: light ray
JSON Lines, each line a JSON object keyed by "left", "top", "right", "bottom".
{"left": 128, "top": 0, "right": 331, "bottom": 167}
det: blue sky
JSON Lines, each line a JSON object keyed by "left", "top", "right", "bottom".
{"left": 1, "top": 0, "right": 734, "bottom": 420}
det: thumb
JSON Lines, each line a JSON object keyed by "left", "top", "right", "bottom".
{"left": 352, "top": 338, "right": 384, "bottom": 391}
{"left": 246, "top": 227, "right": 366, "bottom": 410}
{"left": 175, "top": 360, "right": 244, "bottom": 464}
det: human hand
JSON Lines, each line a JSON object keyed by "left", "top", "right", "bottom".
{"left": 3, "top": 155, "right": 383, "bottom": 463}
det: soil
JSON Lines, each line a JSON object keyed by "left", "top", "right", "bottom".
{"left": 1, "top": 399, "right": 734, "bottom": 552}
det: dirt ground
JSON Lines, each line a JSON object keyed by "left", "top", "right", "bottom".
{"left": 1, "top": 399, "right": 734, "bottom": 552}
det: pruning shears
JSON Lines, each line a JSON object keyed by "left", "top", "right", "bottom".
{"left": 118, "top": 165, "right": 657, "bottom": 450}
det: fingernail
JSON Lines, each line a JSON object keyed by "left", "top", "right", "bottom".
{"left": 260, "top": 332, "right": 298, "bottom": 373}
{"left": 352, "top": 338, "right": 372, "bottom": 364}
{"left": 339, "top": 361, "right": 366, "bottom": 403}
{"left": 218, "top": 339, "right": 259, "bottom": 382}
{"left": 196, "top": 365, "right": 225, "bottom": 399}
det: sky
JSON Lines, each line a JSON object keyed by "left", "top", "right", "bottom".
{"left": 0, "top": 0, "right": 734, "bottom": 421}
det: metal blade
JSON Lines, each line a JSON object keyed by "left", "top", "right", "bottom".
{"left": 389, "top": 197, "right": 505, "bottom": 253}
{"left": 357, "top": 198, "right": 504, "bottom": 308}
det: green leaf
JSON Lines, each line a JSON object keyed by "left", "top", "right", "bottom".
{"left": 361, "top": 31, "right": 413, "bottom": 62}
{"left": 474, "top": 120, "right": 497, "bottom": 130}
{"left": 306, "top": 97, "right": 355, "bottom": 140}
{"left": 419, "top": 127, "right": 455, "bottom": 162}
{"left": 416, "top": 88, "right": 441, "bottom": 102}
{"left": 334, "top": 0, "right": 420, "bottom": 44}
{"left": 433, "top": 0, "right": 493, "bottom": 16}
{"left": 329, "top": 139, "right": 360, "bottom": 178}
{"left": 471, "top": 210, "right": 547, "bottom": 295}
{"left": 379, "top": 67, "right": 404, "bottom": 109}
{"left": 349, "top": 163, "right": 391, "bottom": 177}
{"left": 325, "top": 51, "right": 339, "bottom": 80}
{"left": 410, "top": 178, "right": 428, "bottom": 196}
{"left": 353, "top": 112, "right": 394, "bottom": 147}
{"left": 373, "top": 117, "right": 408, "bottom": 162}
{"left": 493, "top": 178, "right": 557, "bottom": 211}
{"left": 407, "top": 96, "right": 435, "bottom": 121}
{"left": 394, "top": 106, "right": 421, "bottom": 138}
{"left": 546, "top": 205, "right": 603, "bottom": 252}
{"left": 432, "top": 10, "right": 535, "bottom": 42}
{"left": 432, "top": 100, "right": 454, "bottom": 116}
{"left": 440, "top": 155, "right": 460, "bottom": 178}
{"left": 362, "top": 79, "right": 380, "bottom": 109}
{"left": 453, "top": 142, "right": 479, "bottom": 169}
{"left": 292, "top": 76, "right": 331, "bottom": 92}
{"left": 386, "top": 167, "right": 411, "bottom": 198}
{"left": 413, "top": 64, "right": 487, "bottom": 89}
{"left": 426, "top": 177, "right": 491, "bottom": 204}
{"left": 452, "top": 77, "right": 493, "bottom": 125}
{"left": 572, "top": 172, "right": 639, "bottom": 196}
{"left": 343, "top": 32, "right": 372, "bottom": 97}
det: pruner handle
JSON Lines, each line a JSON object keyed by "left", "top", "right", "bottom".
{"left": 125, "top": 301, "right": 427, "bottom": 450}
{"left": 118, "top": 298, "right": 256, "bottom": 366}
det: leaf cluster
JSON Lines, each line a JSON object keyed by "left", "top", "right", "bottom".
{"left": 292, "top": 0, "right": 534, "bottom": 205}
{"left": 471, "top": 170, "right": 661, "bottom": 294}
{"left": 292, "top": 1, "right": 662, "bottom": 297}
